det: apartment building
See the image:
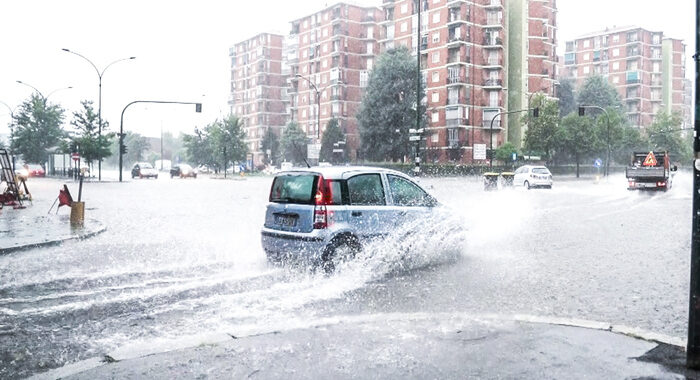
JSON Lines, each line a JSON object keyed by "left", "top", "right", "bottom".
{"left": 229, "top": 33, "right": 288, "bottom": 166}
{"left": 506, "top": 0, "right": 558, "bottom": 149}
{"left": 562, "top": 26, "right": 688, "bottom": 129}
{"left": 287, "top": 3, "right": 381, "bottom": 160}
{"left": 378, "top": 0, "right": 509, "bottom": 163}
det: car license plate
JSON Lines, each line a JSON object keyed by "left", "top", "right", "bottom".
{"left": 274, "top": 214, "right": 297, "bottom": 227}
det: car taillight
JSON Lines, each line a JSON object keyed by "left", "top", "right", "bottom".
{"left": 314, "top": 176, "right": 334, "bottom": 229}
{"left": 656, "top": 181, "right": 666, "bottom": 187}
{"left": 629, "top": 181, "right": 635, "bottom": 187}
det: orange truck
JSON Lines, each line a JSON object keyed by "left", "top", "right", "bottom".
{"left": 625, "top": 151, "right": 677, "bottom": 191}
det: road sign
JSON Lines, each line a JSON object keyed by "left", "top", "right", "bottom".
{"left": 71, "top": 153, "right": 80, "bottom": 161}
{"left": 409, "top": 128, "right": 424, "bottom": 134}
{"left": 332, "top": 149, "right": 344, "bottom": 153}
{"left": 512, "top": 152, "right": 517, "bottom": 161}
{"left": 307, "top": 143, "right": 321, "bottom": 160}
{"left": 473, "top": 144, "right": 486, "bottom": 160}
{"left": 643, "top": 151, "right": 657, "bottom": 166}
{"left": 409, "top": 136, "right": 420, "bottom": 141}
{"left": 594, "top": 158, "right": 602, "bottom": 168}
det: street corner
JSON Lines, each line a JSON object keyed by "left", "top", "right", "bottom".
{"left": 56, "top": 313, "right": 692, "bottom": 380}
{"left": 0, "top": 212, "right": 106, "bottom": 254}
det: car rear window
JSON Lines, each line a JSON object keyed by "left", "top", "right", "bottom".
{"left": 532, "top": 168, "right": 550, "bottom": 174}
{"left": 269, "top": 174, "right": 317, "bottom": 204}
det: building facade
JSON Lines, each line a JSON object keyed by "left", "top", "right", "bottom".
{"left": 229, "top": 33, "right": 288, "bottom": 166}
{"left": 287, "top": 3, "right": 381, "bottom": 160}
{"left": 506, "top": 0, "right": 558, "bottom": 149}
{"left": 562, "top": 26, "right": 688, "bottom": 129}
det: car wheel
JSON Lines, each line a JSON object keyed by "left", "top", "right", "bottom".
{"left": 321, "top": 235, "right": 361, "bottom": 274}
{"left": 155, "top": 175, "right": 158, "bottom": 179}
{"left": 524, "top": 180, "right": 531, "bottom": 190}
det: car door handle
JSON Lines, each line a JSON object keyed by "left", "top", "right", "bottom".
{"left": 351, "top": 211, "right": 362, "bottom": 217}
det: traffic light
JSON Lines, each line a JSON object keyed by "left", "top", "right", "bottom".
{"left": 120, "top": 143, "right": 127, "bottom": 155}
{"left": 578, "top": 107, "right": 585, "bottom": 116}
{"left": 195, "top": 103, "right": 202, "bottom": 113}
{"left": 533, "top": 107, "right": 540, "bottom": 118}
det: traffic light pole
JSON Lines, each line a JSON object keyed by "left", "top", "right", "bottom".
{"left": 119, "top": 100, "right": 202, "bottom": 182}
{"left": 488, "top": 107, "right": 537, "bottom": 170}
{"left": 686, "top": 1, "right": 700, "bottom": 368}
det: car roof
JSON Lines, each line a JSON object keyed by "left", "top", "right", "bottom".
{"left": 275, "top": 165, "right": 411, "bottom": 180}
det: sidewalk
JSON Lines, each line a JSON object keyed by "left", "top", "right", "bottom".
{"left": 32, "top": 313, "right": 695, "bottom": 379}
{"left": 0, "top": 199, "right": 105, "bottom": 254}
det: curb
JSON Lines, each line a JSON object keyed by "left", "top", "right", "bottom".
{"left": 0, "top": 219, "right": 106, "bottom": 254}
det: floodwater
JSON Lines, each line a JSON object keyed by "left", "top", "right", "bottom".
{"left": 0, "top": 171, "right": 692, "bottom": 379}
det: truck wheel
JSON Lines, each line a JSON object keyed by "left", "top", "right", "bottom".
{"left": 321, "top": 236, "right": 361, "bottom": 274}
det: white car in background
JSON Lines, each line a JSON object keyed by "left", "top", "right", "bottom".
{"left": 513, "top": 165, "right": 553, "bottom": 189}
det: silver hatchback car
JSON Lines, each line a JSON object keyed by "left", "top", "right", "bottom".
{"left": 261, "top": 166, "right": 439, "bottom": 271}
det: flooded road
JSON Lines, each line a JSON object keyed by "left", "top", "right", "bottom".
{"left": 0, "top": 171, "right": 692, "bottom": 379}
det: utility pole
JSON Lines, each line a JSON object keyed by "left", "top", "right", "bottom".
{"left": 415, "top": 0, "right": 422, "bottom": 174}
{"left": 686, "top": 0, "right": 700, "bottom": 368}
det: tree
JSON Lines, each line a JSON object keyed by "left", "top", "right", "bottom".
{"left": 357, "top": 46, "right": 425, "bottom": 162}
{"left": 590, "top": 106, "right": 627, "bottom": 166}
{"left": 70, "top": 100, "right": 114, "bottom": 167}
{"left": 646, "top": 110, "right": 690, "bottom": 161}
{"left": 183, "top": 127, "right": 212, "bottom": 167}
{"left": 209, "top": 115, "right": 248, "bottom": 169}
{"left": 123, "top": 132, "right": 150, "bottom": 163}
{"left": 319, "top": 118, "right": 345, "bottom": 164}
{"left": 280, "top": 121, "right": 308, "bottom": 164}
{"left": 577, "top": 75, "right": 623, "bottom": 114}
{"left": 11, "top": 94, "right": 65, "bottom": 164}
{"left": 557, "top": 112, "right": 598, "bottom": 177}
{"left": 557, "top": 78, "right": 576, "bottom": 117}
{"left": 522, "top": 94, "right": 560, "bottom": 162}
{"left": 494, "top": 141, "right": 518, "bottom": 165}
{"left": 261, "top": 127, "right": 281, "bottom": 166}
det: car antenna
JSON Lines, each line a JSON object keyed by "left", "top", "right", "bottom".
{"left": 291, "top": 141, "right": 311, "bottom": 168}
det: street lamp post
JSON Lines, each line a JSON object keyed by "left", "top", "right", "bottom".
{"left": 489, "top": 107, "right": 539, "bottom": 170}
{"left": 294, "top": 74, "right": 320, "bottom": 141}
{"left": 578, "top": 105, "right": 611, "bottom": 177}
{"left": 63, "top": 48, "right": 136, "bottom": 181}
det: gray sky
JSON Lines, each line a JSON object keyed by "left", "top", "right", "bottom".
{"left": 0, "top": 0, "right": 694, "bottom": 138}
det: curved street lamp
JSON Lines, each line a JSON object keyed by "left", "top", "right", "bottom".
{"left": 62, "top": 48, "right": 136, "bottom": 181}
{"left": 294, "top": 73, "right": 320, "bottom": 141}
{"left": 16, "top": 80, "right": 72, "bottom": 103}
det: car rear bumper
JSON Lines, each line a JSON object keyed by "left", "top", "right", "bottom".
{"left": 261, "top": 228, "right": 329, "bottom": 263}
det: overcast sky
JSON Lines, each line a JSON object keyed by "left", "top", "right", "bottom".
{"left": 0, "top": 0, "right": 694, "bottom": 138}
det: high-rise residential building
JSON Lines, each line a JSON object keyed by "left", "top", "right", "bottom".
{"left": 229, "top": 33, "right": 288, "bottom": 166}
{"left": 562, "top": 26, "right": 688, "bottom": 129}
{"left": 506, "top": 0, "right": 558, "bottom": 149}
{"left": 380, "top": 0, "right": 509, "bottom": 163}
{"left": 286, "top": 3, "right": 381, "bottom": 160}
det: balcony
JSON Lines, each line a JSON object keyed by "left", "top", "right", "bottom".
{"left": 486, "top": 17, "right": 503, "bottom": 27}
{"left": 482, "top": 120, "right": 501, "bottom": 129}
{"left": 485, "top": 0, "right": 503, "bottom": 8}
{"left": 447, "top": 75, "right": 467, "bottom": 85}
{"left": 485, "top": 56, "right": 503, "bottom": 67}
{"left": 483, "top": 37, "right": 503, "bottom": 48}
{"left": 483, "top": 79, "right": 503, "bottom": 88}
{"left": 446, "top": 118, "right": 467, "bottom": 128}
{"left": 448, "top": 12, "right": 468, "bottom": 24}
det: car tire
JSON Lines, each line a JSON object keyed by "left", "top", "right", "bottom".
{"left": 321, "top": 235, "right": 361, "bottom": 274}
{"left": 155, "top": 175, "right": 158, "bottom": 179}
{"left": 525, "top": 180, "right": 531, "bottom": 190}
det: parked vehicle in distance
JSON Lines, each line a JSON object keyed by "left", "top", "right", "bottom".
{"left": 626, "top": 151, "right": 676, "bottom": 191}
{"left": 513, "top": 165, "right": 553, "bottom": 189}
{"left": 261, "top": 166, "right": 439, "bottom": 272}
{"left": 196, "top": 164, "right": 210, "bottom": 174}
{"left": 170, "top": 163, "right": 197, "bottom": 178}
{"left": 15, "top": 166, "right": 29, "bottom": 181}
{"left": 131, "top": 162, "right": 158, "bottom": 179}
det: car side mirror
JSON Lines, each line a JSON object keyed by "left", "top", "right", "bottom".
{"left": 425, "top": 195, "right": 439, "bottom": 207}
{"left": 672, "top": 165, "right": 678, "bottom": 172}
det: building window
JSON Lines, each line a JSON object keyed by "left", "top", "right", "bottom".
{"left": 323, "top": 28, "right": 328, "bottom": 38}
{"left": 489, "top": 91, "right": 498, "bottom": 107}
{"left": 612, "top": 62, "right": 619, "bottom": 70}
{"left": 432, "top": 92, "right": 439, "bottom": 103}
{"left": 367, "top": 58, "right": 374, "bottom": 71}
{"left": 432, "top": 12, "right": 440, "bottom": 24}
{"left": 583, "top": 66, "right": 590, "bottom": 74}
{"left": 432, "top": 71, "right": 439, "bottom": 82}
{"left": 431, "top": 133, "right": 439, "bottom": 143}
{"left": 432, "top": 32, "right": 440, "bottom": 43}
{"left": 582, "top": 39, "right": 590, "bottom": 48}
{"left": 583, "top": 53, "right": 590, "bottom": 61}
{"left": 401, "top": 22, "right": 408, "bottom": 33}
{"left": 401, "top": 3, "right": 408, "bottom": 14}
{"left": 613, "top": 76, "right": 619, "bottom": 84}
{"left": 612, "top": 48, "right": 619, "bottom": 57}
{"left": 360, "top": 71, "right": 369, "bottom": 87}
{"left": 431, "top": 110, "right": 439, "bottom": 123}
{"left": 303, "top": 35, "right": 308, "bottom": 43}
{"left": 432, "top": 51, "right": 440, "bottom": 63}
{"left": 613, "top": 34, "right": 620, "bottom": 43}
